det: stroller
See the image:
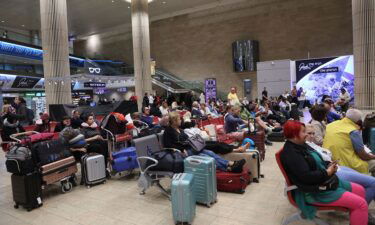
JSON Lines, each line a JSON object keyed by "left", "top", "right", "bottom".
{"left": 101, "top": 113, "right": 137, "bottom": 176}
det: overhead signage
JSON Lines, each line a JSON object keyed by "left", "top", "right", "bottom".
{"left": 295, "top": 57, "right": 335, "bottom": 82}
{"left": 88, "top": 67, "right": 101, "bottom": 74}
{"left": 205, "top": 78, "right": 217, "bottom": 102}
{"left": 0, "top": 41, "right": 85, "bottom": 66}
{"left": 11, "top": 76, "right": 40, "bottom": 89}
{"left": 84, "top": 82, "right": 106, "bottom": 88}
{"left": 315, "top": 67, "right": 339, "bottom": 74}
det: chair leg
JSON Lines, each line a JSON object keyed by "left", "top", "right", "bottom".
{"left": 313, "top": 217, "right": 330, "bottom": 225}
{"left": 155, "top": 180, "right": 171, "bottom": 200}
{"left": 282, "top": 212, "right": 303, "bottom": 225}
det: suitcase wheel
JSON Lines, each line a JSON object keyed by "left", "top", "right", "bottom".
{"left": 61, "top": 181, "right": 73, "bottom": 193}
{"left": 14, "top": 204, "right": 19, "bottom": 209}
{"left": 253, "top": 178, "right": 259, "bottom": 183}
{"left": 86, "top": 185, "right": 91, "bottom": 189}
{"left": 236, "top": 190, "right": 245, "bottom": 194}
{"left": 206, "top": 203, "right": 211, "bottom": 208}
{"left": 260, "top": 174, "right": 265, "bottom": 178}
{"left": 27, "top": 208, "right": 32, "bottom": 212}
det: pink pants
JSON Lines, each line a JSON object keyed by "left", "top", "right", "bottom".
{"left": 313, "top": 183, "right": 368, "bottom": 225}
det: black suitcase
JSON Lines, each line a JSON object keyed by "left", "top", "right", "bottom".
{"left": 268, "top": 131, "right": 285, "bottom": 142}
{"left": 11, "top": 172, "right": 43, "bottom": 211}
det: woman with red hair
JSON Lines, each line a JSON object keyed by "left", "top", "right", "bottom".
{"left": 280, "top": 120, "right": 370, "bottom": 225}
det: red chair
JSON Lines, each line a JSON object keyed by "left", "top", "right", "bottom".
{"left": 24, "top": 125, "right": 36, "bottom": 132}
{"left": 275, "top": 148, "right": 348, "bottom": 225}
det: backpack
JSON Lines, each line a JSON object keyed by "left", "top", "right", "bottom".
{"left": 26, "top": 108, "right": 35, "bottom": 122}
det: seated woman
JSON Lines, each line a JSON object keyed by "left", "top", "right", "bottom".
{"left": 164, "top": 112, "right": 245, "bottom": 173}
{"left": 191, "top": 102, "right": 203, "bottom": 118}
{"left": 80, "top": 114, "right": 109, "bottom": 168}
{"left": 182, "top": 119, "right": 249, "bottom": 154}
{"left": 281, "top": 120, "right": 369, "bottom": 225}
{"left": 54, "top": 116, "right": 72, "bottom": 132}
{"left": 34, "top": 113, "right": 52, "bottom": 133}
{"left": 305, "top": 124, "right": 375, "bottom": 206}
{"left": 309, "top": 104, "right": 328, "bottom": 146}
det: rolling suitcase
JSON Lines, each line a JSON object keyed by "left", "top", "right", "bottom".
{"left": 11, "top": 172, "right": 42, "bottom": 211}
{"left": 219, "top": 150, "right": 263, "bottom": 183}
{"left": 171, "top": 173, "right": 196, "bottom": 225}
{"left": 111, "top": 147, "right": 139, "bottom": 174}
{"left": 81, "top": 153, "right": 106, "bottom": 188}
{"left": 40, "top": 156, "right": 78, "bottom": 193}
{"left": 184, "top": 156, "right": 217, "bottom": 207}
{"left": 216, "top": 168, "right": 251, "bottom": 194}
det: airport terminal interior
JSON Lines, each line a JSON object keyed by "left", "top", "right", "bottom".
{"left": 0, "top": 0, "right": 375, "bottom": 224}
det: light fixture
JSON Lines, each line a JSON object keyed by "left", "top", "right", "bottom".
{"left": 162, "top": 1, "right": 166, "bottom": 4}
{"left": 21, "top": 24, "right": 25, "bottom": 27}
{"left": 112, "top": 0, "right": 114, "bottom": 2}
{"left": 1, "top": 21, "right": 5, "bottom": 23}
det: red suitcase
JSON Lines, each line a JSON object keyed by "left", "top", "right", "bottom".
{"left": 244, "top": 131, "right": 265, "bottom": 161}
{"left": 216, "top": 168, "right": 251, "bottom": 194}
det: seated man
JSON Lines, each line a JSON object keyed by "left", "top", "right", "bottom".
{"left": 324, "top": 98, "right": 342, "bottom": 123}
{"left": 323, "top": 109, "right": 375, "bottom": 175}
{"left": 140, "top": 107, "right": 157, "bottom": 128}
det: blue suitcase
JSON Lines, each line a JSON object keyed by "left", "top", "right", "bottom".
{"left": 369, "top": 128, "right": 375, "bottom": 153}
{"left": 172, "top": 173, "right": 196, "bottom": 224}
{"left": 111, "top": 147, "right": 139, "bottom": 173}
{"left": 184, "top": 156, "right": 217, "bottom": 207}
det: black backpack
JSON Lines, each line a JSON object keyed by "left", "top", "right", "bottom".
{"left": 26, "top": 108, "right": 35, "bottom": 122}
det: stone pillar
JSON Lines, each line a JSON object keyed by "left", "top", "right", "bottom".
{"left": 39, "top": 0, "right": 72, "bottom": 111}
{"left": 352, "top": 0, "right": 375, "bottom": 110}
{"left": 131, "top": 0, "right": 152, "bottom": 112}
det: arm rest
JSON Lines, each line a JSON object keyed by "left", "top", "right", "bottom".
{"left": 162, "top": 148, "right": 181, "bottom": 153}
{"left": 284, "top": 183, "right": 298, "bottom": 196}
{"left": 137, "top": 156, "right": 158, "bottom": 174}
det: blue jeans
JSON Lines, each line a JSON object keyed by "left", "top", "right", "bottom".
{"left": 336, "top": 166, "right": 375, "bottom": 204}
{"left": 187, "top": 149, "right": 229, "bottom": 171}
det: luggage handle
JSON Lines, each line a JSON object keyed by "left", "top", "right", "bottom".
{"left": 10, "top": 131, "right": 40, "bottom": 143}
{"left": 187, "top": 159, "right": 202, "bottom": 165}
{"left": 57, "top": 167, "right": 69, "bottom": 174}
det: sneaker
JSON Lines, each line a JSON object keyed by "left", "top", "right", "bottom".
{"left": 231, "top": 159, "right": 246, "bottom": 173}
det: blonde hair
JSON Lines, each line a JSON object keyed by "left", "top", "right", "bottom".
{"left": 169, "top": 112, "right": 180, "bottom": 126}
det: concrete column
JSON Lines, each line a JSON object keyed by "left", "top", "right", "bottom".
{"left": 131, "top": 0, "right": 152, "bottom": 112}
{"left": 352, "top": 0, "right": 375, "bottom": 110}
{"left": 39, "top": 0, "right": 72, "bottom": 111}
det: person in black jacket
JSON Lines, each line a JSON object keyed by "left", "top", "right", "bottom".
{"left": 71, "top": 110, "right": 83, "bottom": 129}
{"left": 280, "top": 120, "right": 369, "bottom": 224}
{"left": 1, "top": 113, "right": 25, "bottom": 142}
{"left": 163, "top": 112, "right": 245, "bottom": 173}
{"left": 80, "top": 114, "right": 109, "bottom": 168}
{"left": 54, "top": 116, "right": 71, "bottom": 132}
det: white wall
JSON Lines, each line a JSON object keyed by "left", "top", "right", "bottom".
{"left": 256, "top": 60, "right": 293, "bottom": 98}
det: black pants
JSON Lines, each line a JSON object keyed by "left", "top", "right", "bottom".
{"left": 204, "top": 141, "right": 236, "bottom": 155}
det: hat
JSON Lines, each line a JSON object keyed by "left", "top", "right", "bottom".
{"left": 41, "top": 113, "right": 49, "bottom": 120}
{"left": 324, "top": 98, "right": 334, "bottom": 104}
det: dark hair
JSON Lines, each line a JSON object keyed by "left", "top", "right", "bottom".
{"left": 62, "top": 116, "right": 71, "bottom": 121}
{"left": 310, "top": 104, "right": 328, "bottom": 122}
{"left": 182, "top": 121, "right": 196, "bottom": 129}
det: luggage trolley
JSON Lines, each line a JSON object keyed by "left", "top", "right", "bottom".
{"left": 10, "top": 132, "right": 77, "bottom": 193}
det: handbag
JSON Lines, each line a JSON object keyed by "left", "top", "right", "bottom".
{"left": 187, "top": 134, "right": 206, "bottom": 153}
{"left": 146, "top": 149, "right": 184, "bottom": 173}
{"left": 319, "top": 174, "right": 339, "bottom": 191}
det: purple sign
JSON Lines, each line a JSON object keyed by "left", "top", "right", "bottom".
{"left": 205, "top": 78, "right": 217, "bottom": 103}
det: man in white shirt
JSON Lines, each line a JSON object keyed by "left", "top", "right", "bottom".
{"left": 148, "top": 94, "right": 154, "bottom": 105}
{"left": 338, "top": 88, "right": 350, "bottom": 112}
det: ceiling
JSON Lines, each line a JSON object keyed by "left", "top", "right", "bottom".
{"left": 0, "top": 0, "right": 244, "bottom": 39}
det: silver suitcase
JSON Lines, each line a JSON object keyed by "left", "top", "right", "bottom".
{"left": 81, "top": 153, "right": 106, "bottom": 188}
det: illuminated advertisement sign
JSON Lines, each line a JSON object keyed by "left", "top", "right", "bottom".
{"left": 296, "top": 55, "right": 354, "bottom": 103}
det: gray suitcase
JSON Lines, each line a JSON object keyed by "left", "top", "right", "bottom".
{"left": 81, "top": 153, "right": 106, "bottom": 188}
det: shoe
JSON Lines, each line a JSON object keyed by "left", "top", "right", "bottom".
{"left": 231, "top": 159, "right": 246, "bottom": 173}
{"left": 265, "top": 139, "right": 273, "bottom": 146}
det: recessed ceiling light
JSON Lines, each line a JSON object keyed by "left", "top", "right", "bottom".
{"left": 128, "top": 6, "right": 130, "bottom": 8}
{"left": 162, "top": 1, "right": 166, "bottom": 4}
{"left": 1, "top": 21, "right": 5, "bottom": 23}
{"left": 21, "top": 25, "right": 25, "bottom": 27}
{"left": 112, "top": 0, "right": 114, "bottom": 2}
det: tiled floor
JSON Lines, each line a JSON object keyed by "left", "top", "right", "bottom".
{"left": 0, "top": 142, "right": 361, "bottom": 225}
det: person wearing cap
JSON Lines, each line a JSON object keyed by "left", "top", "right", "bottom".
{"left": 34, "top": 113, "right": 52, "bottom": 133}
{"left": 324, "top": 98, "right": 342, "bottom": 123}
{"left": 323, "top": 109, "right": 375, "bottom": 175}
{"left": 54, "top": 116, "right": 72, "bottom": 132}
{"left": 227, "top": 87, "right": 240, "bottom": 106}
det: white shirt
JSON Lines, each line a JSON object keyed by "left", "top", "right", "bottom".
{"left": 159, "top": 106, "right": 169, "bottom": 116}
{"left": 306, "top": 141, "right": 332, "bottom": 162}
{"left": 200, "top": 94, "right": 205, "bottom": 104}
{"left": 148, "top": 95, "right": 154, "bottom": 104}
{"left": 339, "top": 92, "right": 350, "bottom": 103}
{"left": 184, "top": 127, "right": 210, "bottom": 141}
